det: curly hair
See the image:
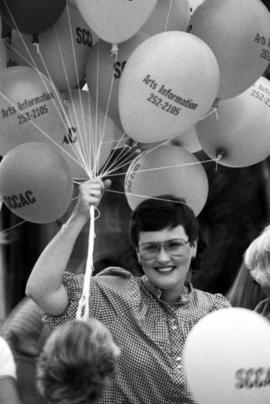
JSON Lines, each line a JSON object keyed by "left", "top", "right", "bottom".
{"left": 244, "top": 225, "right": 270, "bottom": 287}
{"left": 36, "top": 319, "right": 120, "bottom": 404}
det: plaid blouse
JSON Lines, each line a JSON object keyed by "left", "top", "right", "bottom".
{"left": 43, "top": 267, "right": 231, "bottom": 404}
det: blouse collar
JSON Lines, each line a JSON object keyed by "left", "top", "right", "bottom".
{"left": 141, "top": 275, "right": 194, "bottom": 305}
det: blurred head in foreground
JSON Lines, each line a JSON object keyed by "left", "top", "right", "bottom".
{"left": 37, "top": 318, "right": 120, "bottom": 404}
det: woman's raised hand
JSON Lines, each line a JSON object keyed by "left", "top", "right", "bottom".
{"left": 75, "top": 178, "right": 111, "bottom": 218}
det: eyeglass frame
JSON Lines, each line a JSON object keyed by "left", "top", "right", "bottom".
{"left": 137, "top": 238, "right": 190, "bottom": 260}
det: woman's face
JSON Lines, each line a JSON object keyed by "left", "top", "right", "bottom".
{"left": 137, "top": 225, "right": 197, "bottom": 297}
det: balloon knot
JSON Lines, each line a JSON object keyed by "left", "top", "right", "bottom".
{"left": 216, "top": 149, "right": 226, "bottom": 161}
{"left": 212, "top": 97, "right": 220, "bottom": 109}
{"left": 32, "top": 34, "right": 41, "bottom": 55}
{"left": 110, "top": 43, "right": 119, "bottom": 58}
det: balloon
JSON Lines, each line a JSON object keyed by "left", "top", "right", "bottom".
{"left": 124, "top": 144, "right": 208, "bottom": 215}
{"left": 75, "top": 0, "right": 158, "bottom": 44}
{"left": 0, "top": 0, "right": 66, "bottom": 35}
{"left": 0, "top": 142, "right": 73, "bottom": 223}
{"left": 141, "top": 0, "right": 190, "bottom": 36}
{"left": 189, "top": 0, "right": 270, "bottom": 99}
{"left": 6, "top": 4, "right": 98, "bottom": 91}
{"left": 86, "top": 31, "right": 148, "bottom": 127}
{"left": 119, "top": 31, "right": 219, "bottom": 144}
{"left": 183, "top": 308, "right": 270, "bottom": 404}
{"left": 189, "top": 0, "right": 204, "bottom": 14}
{"left": 169, "top": 127, "right": 201, "bottom": 153}
{"left": 61, "top": 90, "right": 118, "bottom": 179}
{"left": 196, "top": 76, "right": 270, "bottom": 168}
{"left": 137, "top": 126, "right": 202, "bottom": 154}
{"left": 0, "top": 66, "right": 67, "bottom": 156}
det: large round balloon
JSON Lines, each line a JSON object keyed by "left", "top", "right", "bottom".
{"left": 6, "top": 4, "right": 98, "bottom": 91}
{"left": 86, "top": 31, "right": 148, "bottom": 128}
{"left": 0, "top": 142, "right": 73, "bottom": 223}
{"left": 61, "top": 90, "right": 118, "bottom": 179}
{"left": 137, "top": 126, "right": 202, "bottom": 154}
{"left": 75, "top": 0, "right": 158, "bottom": 44}
{"left": 119, "top": 31, "right": 220, "bottom": 143}
{"left": 196, "top": 76, "right": 270, "bottom": 168}
{"left": 169, "top": 127, "right": 201, "bottom": 154}
{"left": 141, "top": 0, "right": 190, "bottom": 36}
{"left": 183, "top": 308, "right": 270, "bottom": 404}
{"left": 189, "top": 0, "right": 204, "bottom": 14}
{"left": 0, "top": 0, "right": 66, "bottom": 35}
{"left": 124, "top": 144, "right": 208, "bottom": 215}
{"left": 0, "top": 66, "right": 67, "bottom": 156}
{"left": 190, "top": 0, "right": 270, "bottom": 99}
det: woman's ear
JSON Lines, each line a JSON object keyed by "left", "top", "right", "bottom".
{"left": 136, "top": 249, "right": 141, "bottom": 264}
{"left": 191, "top": 241, "right": 197, "bottom": 258}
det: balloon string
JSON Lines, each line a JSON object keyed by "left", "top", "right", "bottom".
{"left": 76, "top": 205, "right": 95, "bottom": 321}
{"left": 92, "top": 40, "right": 101, "bottom": 177}
{"left": 100, "top": 131, "right": 131, "bottom": 177}
{"left": 95, "top": 50, "right": 118, "bottom": 177}
{"left": 102, "top": 147, "right": 141, "bottom": 177}
{"left": 54, "top": 4, "right": 91, "bottom": 173}
{"left": 0, "top": 219, "right": 27, "bottom": 233}
{"left": 164, "top": 0, "right": 173, "bottom": 31}
{"left": 106, "top": 189, "right": 191, "bottom": 208}
{"left": 105, "top": 156, "right": 219, "bottom": 178}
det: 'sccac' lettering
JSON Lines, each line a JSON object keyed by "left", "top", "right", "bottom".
{"left": 76, "top": 27, "right": 93, "bottom": 47}
{"left": 4, "top": 190, "right": 36, "bottom": 209}
{"left": 235, "top": 367, "right": 270, "bottom": 389}
{"left": 113, "top": 61, "right": 127, "bottom": 79}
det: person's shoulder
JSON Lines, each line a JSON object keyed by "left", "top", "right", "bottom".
{"left": 193, "top": 288, "right": 231, "bottom": 309}
{"left": 95, "top": 267, "right": 138, "bottom": 290}
{"left": 96, "top": 266, "right": 134, "bottom": 278}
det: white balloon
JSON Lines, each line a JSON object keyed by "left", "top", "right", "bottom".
{"left": 125, "top": 144, "right": 208, "bottom": 215}
{"left": 118, "top": 31, "right": 220, "bottom": 143}
{"left": 196, "top": 76, "right": 270, "bottom": 167}
{"left": 169, "top": 126, "right": 201, "bottom": 153}
{"left": 183, "top": 308, "right": 270, "bottom": 404}
{"left": 75, "top": 0, "right": 158, "bottom": 44}
{"left": 189, "top": 0, "right": 204, "bottom": 15}
{"left": 141, "top": 0, "right": 190, "bottom": 36}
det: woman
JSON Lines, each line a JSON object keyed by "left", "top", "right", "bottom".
{"left": 26, "top": 178, "right": 230, "bottom": 404}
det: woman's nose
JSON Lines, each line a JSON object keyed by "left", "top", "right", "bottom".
{"left": 156, "top": 245, "right": 170, "bottom": 261}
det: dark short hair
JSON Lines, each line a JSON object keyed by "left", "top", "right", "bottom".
{"left": 129, "top": 195, "right": 199, "bottom": 247}
{"left": 129, "top": 195, "right": 206, "bottom": 273}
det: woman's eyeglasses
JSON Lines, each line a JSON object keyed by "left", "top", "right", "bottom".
{"left": 138, "top": 238, "right": 189, "bottom": 260}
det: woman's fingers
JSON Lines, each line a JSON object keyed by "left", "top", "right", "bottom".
{"left": 79, "top": 178, "right": 111, "bottom": 208}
